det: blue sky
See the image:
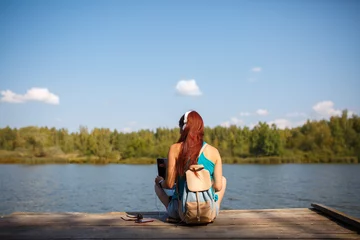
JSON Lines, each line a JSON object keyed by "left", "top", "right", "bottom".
{"left": 0, "top": 0, "right": 359, "bottom": 132}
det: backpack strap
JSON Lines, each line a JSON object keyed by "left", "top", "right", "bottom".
{"left": 176, "top": 143, "right": 208, "bottom": 196}
{"left": 184, "top": 143, "right": 207, "bottom": 171}
{"left": 197, "top": 143, "right": 207, "bottom": 159}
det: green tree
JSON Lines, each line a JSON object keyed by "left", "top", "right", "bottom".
{"left": 250, "top": 122, "right": 281, "bottom": 156}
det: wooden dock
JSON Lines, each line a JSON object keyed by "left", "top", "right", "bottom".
{"left": 0, "top": 203, "right": 359, "bottom": 239}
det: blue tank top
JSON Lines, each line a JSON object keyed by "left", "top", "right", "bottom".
{"left": 173, "top": 142, "right": 218, "bottom": 201}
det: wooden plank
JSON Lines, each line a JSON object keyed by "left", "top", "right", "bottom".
{"left": 4, "top": 212, "right": 322, "bottom": 221}
{"left": 1, "top": 208, "right": 359, "bottom": 239}
{"left": 217, "top": 208, "right": 314, "bottom": 213}
{"left": 0, "top": 211, "right": 345, "bottom": 227}
{"left": 1, "top": 226, "right": 359, "bottom": 239}
{"left": 0, "top": 219, "right": 351, "bottom": 231}
{"left": 312, "top": 203, "right": 360, "bottom": 231}
{"left": 0, "top": 211, "right": 329, "bottom": 228}
{"left": 0, "top": 214, "right": 337, "bottom": 227}
{"left": 9, "top": 208, "right": 317, "bottom": 216}
{"left": 1, "top": 214, "right": 326, "bottom": 227}
{"left": 0, "top": 217, "right": 335, "bottom": 228}
{"left": 4, "top": 209, "right": 323, "bottom": 221}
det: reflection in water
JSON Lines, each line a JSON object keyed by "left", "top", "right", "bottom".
{"left": 0, "top": 164, "right": 359, "bottom": 218}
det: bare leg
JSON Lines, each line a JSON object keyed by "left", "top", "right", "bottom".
{"left": 215, "top": 176, "right": 227, "bottom": 208}
{"left": 154, "top": 184, "right": 170, "bottom": 208}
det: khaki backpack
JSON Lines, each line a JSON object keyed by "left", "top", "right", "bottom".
{"left": 177, "top": 143, "right": 217, "bottom": 224}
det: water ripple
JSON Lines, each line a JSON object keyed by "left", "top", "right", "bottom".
{"left": 0, "top": 164, "right": 359, "bottom": 218}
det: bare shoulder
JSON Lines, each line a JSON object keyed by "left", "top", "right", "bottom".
{"left": 170, "top": 142, "right": 182, "bottom": 154}
{"left": 204, "top": 143, "right": 221, "bottom": 163}
{"left": 205, "top": 143, "right": 219, "bottom": 154}
{"left": 171, "top": 142, "right": 182, "bottom": 149}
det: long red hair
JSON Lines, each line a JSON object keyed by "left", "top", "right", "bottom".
{"left": 176, "top": 111, "right": 204, "bottom": 176}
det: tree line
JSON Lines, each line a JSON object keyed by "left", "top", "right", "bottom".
{"left": 0, "top": 110, "right": 359, "bottom": 164}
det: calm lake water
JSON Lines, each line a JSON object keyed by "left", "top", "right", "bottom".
{"left": 0, "top": 164, "right": 359, "bottom": 219}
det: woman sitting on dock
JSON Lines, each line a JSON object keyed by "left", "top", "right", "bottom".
{"left": 155, "top": 110, "right": 226, "bottom": 220}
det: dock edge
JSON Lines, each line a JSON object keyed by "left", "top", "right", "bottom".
{"left": 311, "top": 203, "right": 360, "bottom": 231}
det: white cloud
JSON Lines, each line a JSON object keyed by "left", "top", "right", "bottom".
{"left": 0, "top": 88, "right": 59, "bottom": 105}
{"left": 286, "top": 112, "right": 307, "bottom": 118}
{"left": 240, "top": 112, "right": 251, "bottom": 116}
{"left": 267, "top": 119, "right": 306, "bottom": 130}
{"left": 121, "top": 127, "right": 132, "bottom": 133}
{"left": 231, "top": 117, "right": 243, "bottom": 125}
{"left": 256, "top": 109, "right": 269, "bottom": 116}
{"left": 120, "top": 121, "right": 138, "bottom": 133}
{"left": 221, "top": 117, "right": 244, "bottom": 128}
{"left": 175, "top": 79, "right": 202, "bottom": 96}
{"left": 313, "top": 101, "right": 341, "bottom": 117}
{"left": 268, "top": 119, "right": 292, "bottom": 129}
{"left": 251, "top": 67, "right": 262, "bottom": 72}
{"left": 248, "top": 123, "right": 256, "bottom": 129}
{"left": 220, "top": 122, "right": 231, "bottom": 128}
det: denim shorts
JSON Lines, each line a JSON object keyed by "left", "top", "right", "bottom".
{"left": 167, "top": 198, "right": 219, "bottom": 220}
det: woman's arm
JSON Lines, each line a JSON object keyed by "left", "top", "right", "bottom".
{"left": 213, "top": 148, "right": 223, "bottom": 192}
{"left": 164, "top": 144, "right": 178, "bottom": 189}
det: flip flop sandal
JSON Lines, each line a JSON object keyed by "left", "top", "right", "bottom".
{"left": 135, "top": 218, "right": 154, "bottom": 223}
{"left": 121, "top": 213, "right": 154, "bottom": 223}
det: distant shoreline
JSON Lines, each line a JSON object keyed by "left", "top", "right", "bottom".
{"left": 1, "top": 113, "right": 359, "bottom": 166}
{"left": 0, "top": 155, "right": 357, "bottom": 164}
